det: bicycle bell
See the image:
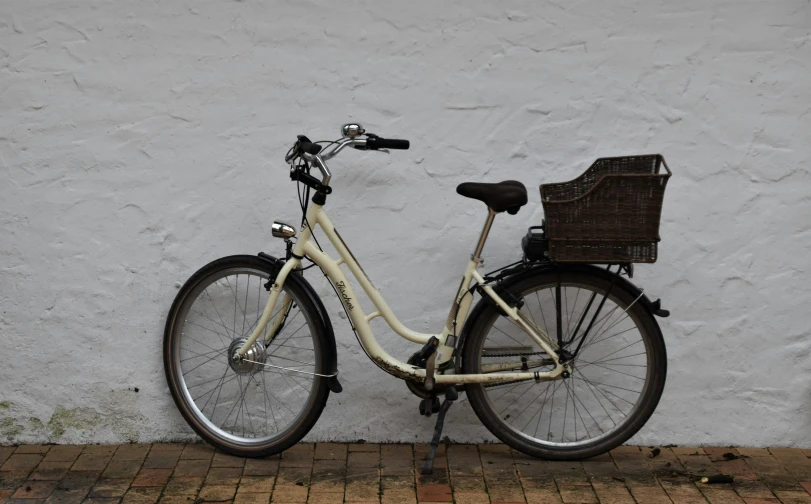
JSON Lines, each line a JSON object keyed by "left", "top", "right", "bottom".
{"left": 341, "top": 123, "right": 365, "bottom": 138}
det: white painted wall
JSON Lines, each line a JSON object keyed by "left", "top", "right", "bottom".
{"left": 1, "top": 0, "right": 810, "bottom": 447}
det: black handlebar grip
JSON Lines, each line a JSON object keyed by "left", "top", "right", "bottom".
{"left": 367, "top": 136, "right": 410, "bottom": 150}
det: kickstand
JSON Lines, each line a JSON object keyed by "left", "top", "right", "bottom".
{"left": 421, "top": 386, "right": 458, "bottom": 475}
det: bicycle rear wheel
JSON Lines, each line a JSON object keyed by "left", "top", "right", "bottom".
{"left": 164, "top": 255, "right": 330, "bottom": 457}
{"left": 462, "top": 269, "right": 666, "bottom": 459}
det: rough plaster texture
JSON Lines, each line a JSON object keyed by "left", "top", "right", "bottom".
{"left": 1, "top": 0, "right": 810, "bottom": 447}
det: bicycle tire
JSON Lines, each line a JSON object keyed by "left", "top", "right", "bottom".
{"left": 163, "top": 255, "right": 330, "bottom": 457}
{"left": 461, "top": 268, "right": 666, "bottom": 460}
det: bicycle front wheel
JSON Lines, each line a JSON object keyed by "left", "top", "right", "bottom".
{"left": 164, "top": 255, "right": 330, "bottom": 457}
{"left": 462, "top": 269, "right": 666, "bottom": 459}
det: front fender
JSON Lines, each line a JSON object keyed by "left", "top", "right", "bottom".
{"left": 257, "top": 252, "right": 342, "bottom": 393}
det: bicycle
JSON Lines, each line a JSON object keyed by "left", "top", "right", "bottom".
{"left": 163, "top": 123, "right": 672, "bottom": 472}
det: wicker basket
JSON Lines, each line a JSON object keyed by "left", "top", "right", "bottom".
{"left": 540, "top": 154, "right": 671, "bottom": 263}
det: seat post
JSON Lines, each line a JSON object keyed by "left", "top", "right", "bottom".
{"left": 472, "top": 208, "right": 497, "bottom": 260}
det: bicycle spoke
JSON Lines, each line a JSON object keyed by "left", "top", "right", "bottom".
{"left": 478, "top": 276, "right": 656, "bottom": 450}
{"left": 173, "top": 266, "right": 319, "bottom": 445}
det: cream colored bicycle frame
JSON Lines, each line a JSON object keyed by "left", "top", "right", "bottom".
{"left": 237, "top": 204, "right": 567, "bottom": 385}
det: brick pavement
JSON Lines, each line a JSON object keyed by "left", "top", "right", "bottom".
{"left": 2, "top": 443, "right": 811, "bottom": 503}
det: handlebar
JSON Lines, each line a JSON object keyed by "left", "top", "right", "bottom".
{"left": 286, "top": 128, "right": 410, "bottom": 192}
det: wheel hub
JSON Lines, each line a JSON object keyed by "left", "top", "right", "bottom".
{"left": 228, "top": 338, "right": 267, "bottom": 375}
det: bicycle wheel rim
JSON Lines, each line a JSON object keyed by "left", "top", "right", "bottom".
{"left": 171, "top": 266, "right": 321, "bottom": 446}
{"left": 471, "top": 275, "right": 655, "bottom": 449}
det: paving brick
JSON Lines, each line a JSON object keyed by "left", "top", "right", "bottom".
{"left": 737, "top": 449, "right": 772, "bottom": 458}
{"left": 379, "top": 487, "right": 416, "bottom": 504}
{"left": 672, "top": 448, "right": 706, "bottom": 457}
{"left": 163, "top": 477, "right": 203, "bottom": 495}
{"left": 280, "top": 447, "right": 314, "bottom": 469}
{"left": 345, "top": 469, "right": 380, "bottom": 502}
{"left": 314, "top": 444, "right": 346, "bottom": 461}
{"left": 381, "top": 445, "right": 413, "bottom": 477}
{"left": 102, "top": 460, "right": 142, "bottom": 480}
{"left": 120, "top": 487, "right": 162, "bottom": 504}
{"left": 413, "top": 444, "right": 446, "bottom": 472}
{"left": 199, "top": 485, "right": 237, "bottom": 501}
{"left": 488, "top": 483, "right": 526, "bottom": 502}
{"left": 309, "top": 460, "right": 345, "bottom": 493}
{"left": 449, "top": 476, "right": 485, "bottom": 493}
{"left": 113, "top": 446, "right": 150, "bottom": 462}
{"left": 772, "top": 489, "right": 811, "bottom": 503}
{"left": 179, "top": 444, "right": 215, "bottom": 461}
{"left": 675, "top": 452, "right": 722, "bottom": 479}
{"left": 12, "top": 481, "right": 59, "bottom": 499}
{"left": 205, "top": 467, "right": 242, "bottom": 486}
{"left": 141, "top": 452, "right": 179, "bottom": 470}
{"left": 740, "top": 499, "right": 780, "bottom": 504}
{"left": 416, "top": 483, "right": 451, "bottom": 502}
{"left": 239, "top": 476, "right": 276, "bottom": 494}
{"left": 558, "top": 484, "right": 597, "bottom": 503}
{"left": 43, "top": 488, "right": 88, "bottom": 504}
{"left": 148, "top": 445, "right": 183, "bottom": 453}
{"left": 732, "top": 480, "right": 777, "bottom": 500}
{"left": 14, "top": 447, "right": 50, "bottom": 456}
{"left": 82, "top": 447, "right": 117, "bottom": 458}
{"left": 451, "top": 491, "right": 490, "bottom": 504}
{"left": 744, "top": 455, "right": 802, "bottom": 491}
{"left": 56, "top": 471, "right": 101, "bottom": 492}
{"left": 71, "top": 454, "right": 113, "bottom": 472}
{"left": 348, "top": 444, "right": 379, "bottom": 453}
{"left": 6, "top": 499, "right": 47, "bottom": 504}
{"left": 705, "top": 448, "right": 741, "bottom": 462}
{"left": 156, "top": 496, "right": 194, "bottom": 504}
{"left": 658, "top": 479, "right": 707, "bottom": 503}
{"left": 628, "top": 484, "right": 673, "bottom": 504}
{"left": 42, "top": 448, "right": 82, "bottom": 465}
{"left": 380, "top": 476, "right": 413, "bottom": 491}
{"left": 348, "top": 451, "right": 379, "bottom": 469}
{"left": 524, "top": 487, "right": 563, "bottom": 504}
{"left": 0, "top": 472, "right": 30, "bottom": 490}
{"left": 84, "top": 498, "right": 122, "bottom": 504}
{"left": 770, "top": 449, "right": 811, "bottom": 481}
{"left": 276, "top": 467, "right": 311, "bottom": 487}
{"left": 414, "top": 467, "right": 449, "bottom": 488}
{"left": 130, "top": 469, "right": 172, "bottom": 488}
{"left": 0, "top": 448, "right": 15, "bottom": 466}
{"left": 235, "top": 492, "right": 272, "bottom": 504}
{"left": 590, "top": 484, "right": 636, "bottom": 504}
{"left": 715, "top": 459, "right": 759, "bottom": 481}
{"left": 669, "top": 495, "right": 710, "bottom": 504}
{"left": 211, "top": 453, "right": 245, "bottom": 469}
{"left": 89, "top": 479, "right": 132, "bottom": 498}
{"left": 1, "top": 455, "right": 43, "bottom": 473}
{"left": 446, "top": 445, "right": 481, "bottom": 477}
{"left": 244, "top": 458, "right": 280, "bottom": 477}
{"left": 172, "top": 460, "right": 210, "bottom": 478}
{"left": 29, "top": 462, "right": 71, "bottom": 482}
{"left": 0, "top": 489, "right": 14, "bottom": 502}
{"left": 582, "top": 458, "right": 622, "bottom": 480}
{"left": 270, "top": 485, "right": 308, "bottom": 503}
{"left": 700, "top": 486, "right": 746, "bottom": 503}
